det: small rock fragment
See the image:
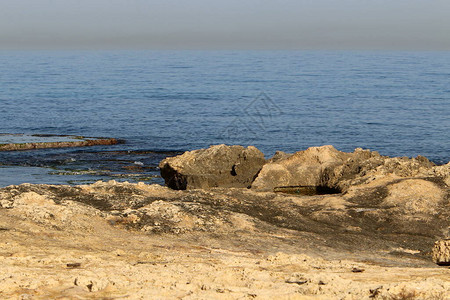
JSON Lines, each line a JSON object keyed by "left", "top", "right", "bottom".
{"left": 352, "top": 267, "right": 365, "bottom": 273}
{"left": 66, "top": 263, "right": 82, "bottom": 269}
{"left": 369, "top": 286, "right": 383, "bottom": 298}
{"left": 432, "top": 239, "right": 450, "bottom": 266}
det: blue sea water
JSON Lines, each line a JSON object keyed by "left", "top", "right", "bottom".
{"left": 0, "top": 50, "right": 449, "bottom": 186}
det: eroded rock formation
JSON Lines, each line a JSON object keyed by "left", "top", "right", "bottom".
{"left": 157, "top": 145, "right": 450, "bottom": 262}
{"left": 250, "top": 145, "right": 443, "bottom": 194}
{"left": 251, "top": 145, "right": 351, "bottom": 191}
{"left": 159, "top": 144, "right": 266, "bottom": 190}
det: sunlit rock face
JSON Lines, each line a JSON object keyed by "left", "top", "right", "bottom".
{"left": 159, "top": 144, "right": 266, "bottom": 190}
{"left": 251, "top": 145, "right": 351, "bottom": 191}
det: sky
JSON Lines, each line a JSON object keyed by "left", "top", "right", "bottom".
{"left": 0, "top": 0, "right": 449, "bottom": 50}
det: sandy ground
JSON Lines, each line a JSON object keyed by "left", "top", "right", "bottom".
{"left": 1, "top": 221, "right": 449, "bottom": 300}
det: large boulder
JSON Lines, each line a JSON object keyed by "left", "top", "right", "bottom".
{"left": 251, "top": 145, "right": 351, "bottom": 191}
{"left": 159, "top": 144, "right": 266, "bottom": 190}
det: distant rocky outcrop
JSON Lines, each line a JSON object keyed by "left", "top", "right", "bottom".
{"left": 159, "top": 144, "right": 266, "bottom": 190}
{"left": 0, "top": 136, "right": 119, "bottom": 151}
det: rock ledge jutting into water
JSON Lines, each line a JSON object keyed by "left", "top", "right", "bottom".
{"left": 0, "top": 134, "right": 119, "bottom": 151}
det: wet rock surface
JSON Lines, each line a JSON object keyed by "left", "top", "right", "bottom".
{"left": 1, "top": 145, "right": 449, "bottom": 299}
{"left": 0, "top": 134, "right": 119, "bottom": 151}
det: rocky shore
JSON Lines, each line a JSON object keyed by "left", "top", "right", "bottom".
{"left": 0, "top": 145, "right": 449, "bottom": 299}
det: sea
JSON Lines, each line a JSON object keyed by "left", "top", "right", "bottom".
{"left": 0, "top": 50, "right": 449, "bottom": 187}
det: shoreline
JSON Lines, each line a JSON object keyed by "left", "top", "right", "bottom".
{"left": 0, "top": 142, "right": 448, "bottom": 189}
{"left": 1, "top": 144, "right": 449, "bottom": 298}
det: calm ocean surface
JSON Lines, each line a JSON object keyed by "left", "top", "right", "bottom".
{"left": 0, "top": 51, "right": 449, "bottom": 186}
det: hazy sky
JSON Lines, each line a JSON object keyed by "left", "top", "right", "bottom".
{"left": 1, "top": 0, "right": 449, "bottom": 50}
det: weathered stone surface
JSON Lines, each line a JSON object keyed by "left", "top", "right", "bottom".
{"left": 251, "top": 145, "right": 445, "bottom": 194}
{"left": 251, "top": 145, "right": 351, "bottom": 191}
{"left": 0, "top": 178, "right": 449, "bottom": 299}
{"left": 428, "top": 162, "right": 450, "bottom": 187}
{"left": 432, "top": 239, "right": 450, "bottom": 265}
{"left": 1, "top": 178, "right": 448, "bottom": 254}
{"left": 332, "top": 151, "right": 438, "bottom": 191}
{"left": 383, "top": 179, "right": 445, "bottom": 214}
{"left": 159, "top": 144, "right": 266, "bottom": 190}
{"left": 0, "top": 136, "right": 119, "bottom": 151}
